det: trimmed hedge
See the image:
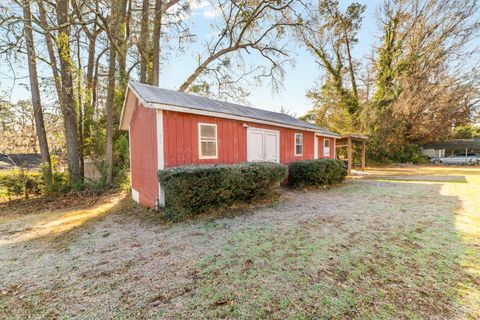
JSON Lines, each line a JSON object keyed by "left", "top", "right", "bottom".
{"left": 288, "top": 159, "right": 346, "bottom": 189}
{"left": 158, "top": 162, "right": 288, "bottom": 218}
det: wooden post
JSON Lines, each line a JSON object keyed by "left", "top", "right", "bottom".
{"left": 347, "top": 136, "right": 352, "bottom": 176}
{"left": 361, "top": 141, "right": 366, "bottom": 171}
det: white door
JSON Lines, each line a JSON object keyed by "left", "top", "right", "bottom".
{"left": 247, "top": 130, "right": 265, "bottom": 162}
{"left": 247, "top": 128, "right": 280, "bottom": 163}
{"left": 264, "top": 131, "right": 279, "bottom": 162}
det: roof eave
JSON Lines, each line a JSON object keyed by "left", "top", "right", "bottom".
{"left": 122, "top": 82, "right": 340, "bottom": 137}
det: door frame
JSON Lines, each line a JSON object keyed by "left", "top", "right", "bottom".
{"left": 246, "top": 127, "right": 280, "bottom": 163}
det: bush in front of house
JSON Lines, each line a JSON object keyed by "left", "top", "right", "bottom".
{"left": 288, "top": 159, "right": 347, "bottom": 189}
{"left": 158, "top": 162, "right": 288, "bottom": 219}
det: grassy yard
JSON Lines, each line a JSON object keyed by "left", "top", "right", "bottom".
{"left": 0, "top": 166, "right": 479, "bottom": 319}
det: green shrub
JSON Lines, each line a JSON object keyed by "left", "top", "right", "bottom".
{"left": 158, "top": 162, "right": 288, "bottom": 219}
{"left": 40, "top": 163, "right": 71, "bottom": 194}
{"left": 367, "top": 138, "right": 429, "bottom": 164}
{"left": 288, "top": 159, "right": 346, "bottom": 189}
{"left": 0, "top": 169, "right": 43, "bottom": 198}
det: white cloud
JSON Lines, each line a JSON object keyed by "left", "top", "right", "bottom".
{"left": 202, "top": 7, "right": 221, "bottom": 19}
{"left": 190, "top": 0, "right": 210, "bottom": 10}
{"left": 189, "top": 0, "right": 221, "bottom": 19}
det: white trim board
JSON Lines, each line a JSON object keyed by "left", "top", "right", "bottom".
{"left": 131, "top": 188, "right": 140, "bottom": 203}
{"left": 156, "top": 110, "right": 165, "bottom": 207}
{"left": 333, "top": 138, "right": 337, "bottom": 158}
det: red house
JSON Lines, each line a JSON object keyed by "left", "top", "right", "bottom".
{"left": 120, "top": 82, "right": 340, "bottom": 208}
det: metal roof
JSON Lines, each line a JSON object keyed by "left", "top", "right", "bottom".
{"left": 422, "top": 138, "right": 480, "bottom": 149}
{"left": 338, "top": 134, "right": 369, "bottom": 141}
{"left": 129, "top": 81, "right": 339, "bottom": 137}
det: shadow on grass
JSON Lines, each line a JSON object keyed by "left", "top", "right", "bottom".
{"left": 163, "top": 178, "right": 479, "bottom": 319}
{"left": 366, "top": 175, "right": 468, "bottom": 183}
{"left": 0, "top": 192, "right": 135, "bottom": 247}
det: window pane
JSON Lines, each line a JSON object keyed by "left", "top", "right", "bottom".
{"left": 324, "top": 139, "right": 330, "bottom": 148}
{"left": 201, "top": 141, "right": 216, "bottom": 157}
{"left": 296, "top": 144, "right": 303, "bottom": 155}
{"left": 201, "top": 125, "right": 216, "bottom": 139}
{"left": 295, "top": 134, "right": 302, "bottom": 145}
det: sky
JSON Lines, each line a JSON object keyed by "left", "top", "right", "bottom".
{"left": 0, "top": 0, "right": 382, "bottom": 117}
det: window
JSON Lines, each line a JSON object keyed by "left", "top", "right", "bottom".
{"left": 295, "top": 133, "right": 303, "bottom": 156}
{"left": 199, "top": 123, "right": 218, "bottom": 159}
{"left": 324, "top": 138, "right": 330, "bottom": 156}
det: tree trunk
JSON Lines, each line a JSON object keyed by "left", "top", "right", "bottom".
{"left": 22, "top": 0, "right": 52, "bottom": 186}
{"left": 151, "top": 0, "right": 162, "bottom": 86}
{"left": 117, "top": 0, "right": 130, "bottom": 87}
{"left": 76, "top": 37, "right": 85, "bottom": 179}
{"left": 139, "top": 0, "right": 150, "bottom": 83}
{"left": 56, "top": 0, "right": 81, "bottom": 182}
{"left": 344, "top": 30, "right": 358, "bottom": 101}
{"left": 84, "top": 31, "right": 97, "bottom": 161}
{"left": 105, "top": 0, "right": 119, "bottom": 185}
{"left": 37, "top": 0, "right": 63, "bottom": 107}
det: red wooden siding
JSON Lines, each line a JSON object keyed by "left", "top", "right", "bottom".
{"left": 129, "top": 99, "right": 158, "bottom": 208}
{"left": 317, "top": 136, "right": 335, "bottom": 159}
{"left": 162, "top": 111, "right": 322, "bottom": 168}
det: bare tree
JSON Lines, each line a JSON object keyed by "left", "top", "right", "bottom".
{"left": 178, "top": 0, "right": 300, "bottom": 100}
{"left": 297, "top": 0, "right": 365, "bottom": 116}
{"left": 23, "top": 0, "right": 52, "bottom": 186}
{"left": 21, "top": 0, "right": 52, "bottom": 185}
{"left": 368, "top": 0, "right": 480, "bottom": 159}
{"left": 139, "top": 0, "right": 150, "bottom": 83}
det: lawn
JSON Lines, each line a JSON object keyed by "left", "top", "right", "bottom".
{"left": 0, "top": 166, "right": 479, "bottom": 319}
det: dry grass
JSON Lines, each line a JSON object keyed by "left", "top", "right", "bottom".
{"left": 0, "top": 166, "right": 479, "bottom": 319}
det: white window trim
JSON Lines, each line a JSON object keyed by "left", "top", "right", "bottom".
{"left": 324, "top": 138, "right": 330, "bottom": 157}
{"left": 294, "top": 133, "right": 303, "bottom": 156}
{"left": 198, "top": 123, "right": 218, "bottom": 159}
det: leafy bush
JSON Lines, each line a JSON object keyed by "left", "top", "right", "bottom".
{"left": 367, "top": 138, "right": 429, "bottom": 164}
{"left": 158, "top": 162, "right": 288, "bottom": 219}
{"left": 0, "top": 169, "right": 43, "bottom": 198}
{"left": 40, "top": 163, "right": 71, "bottom": 194}
{"left": 288, "top": 159, "right": 346, "bottom": 189}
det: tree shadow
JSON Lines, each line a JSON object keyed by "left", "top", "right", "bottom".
{"left": 337, "top": 176, "right": 479, "bottom": 318}
{"left": 0, "top": 192, "right": 134, "bottom": 247}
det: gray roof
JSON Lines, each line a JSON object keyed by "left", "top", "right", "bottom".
{"left": 129, "top": 81, "right": 339, "bottom": 136}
